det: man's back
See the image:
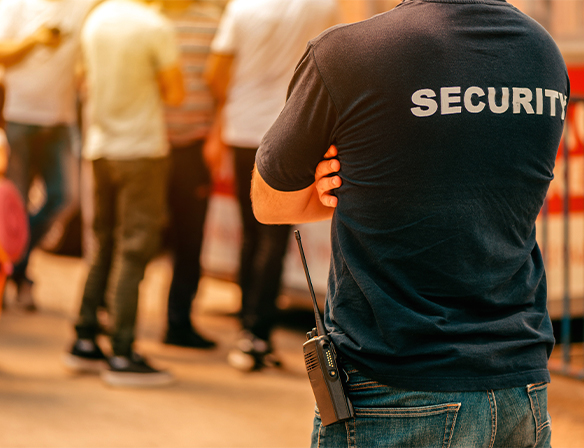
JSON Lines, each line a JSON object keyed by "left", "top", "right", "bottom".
{"left": 211, "top": 0, "right": 339, "bottom": 147}
{"left": 257, "top": 0, "right": 569, "bottom": 391}
{"left": 82, "top": 0, "right": 179, "bottom": 159}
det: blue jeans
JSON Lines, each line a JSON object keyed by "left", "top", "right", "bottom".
{"left": 311, "top": 364, "right": 551, "bottom": 448}
{"left": 5, "top": 121, "right": 69, "bottom": 279}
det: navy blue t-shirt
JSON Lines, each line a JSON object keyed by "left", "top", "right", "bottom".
{"left": 256, "top": 0, "right": 569, "bottom": 391}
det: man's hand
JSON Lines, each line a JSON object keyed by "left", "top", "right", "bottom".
{"left": 202, "top": 121, "right": 228, "bottom": 178}
{"left": 33, "top": 26, "right": 62, "bottom": 48}
{"left": 157, "top": 64, "right": 185, "bottom": 106}
{"left": 315, "top": 145, "right": 341, "bottom": 208}
{"left": 0, "top": 25, "right": 61, "bottom": 67}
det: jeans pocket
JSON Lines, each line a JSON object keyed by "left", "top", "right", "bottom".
{"left": 527, "top": 383, "right": 551, "bottom": 447}
{"left": 346, "top": 402, "right": 461, "bottom": 448}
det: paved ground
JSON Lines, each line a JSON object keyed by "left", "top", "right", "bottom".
{"left": 1, "top": 250, "right": 583, "bottom": 448}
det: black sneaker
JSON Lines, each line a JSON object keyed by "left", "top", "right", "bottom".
{"left": 163, "top": 326, "right": 216, "bottom": 349}
{"left": 101, "top": 352, "right": 174, "bottom": 387}
{"left": 227, "top": 331, "right": 282, "bottom": 372}
{"left": 63, "top": 339, "right": 107, "bottom": 373}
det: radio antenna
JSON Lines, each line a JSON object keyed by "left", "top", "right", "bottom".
{"left": 295, "top": 230, "right": 326, "bottom": 336}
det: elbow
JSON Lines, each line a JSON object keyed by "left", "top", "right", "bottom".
{"left": 164, "top": 89, "right": 185, "bottom": 107}
{"left": 251, "top": 198, "right": 278, "bottom": 225}
{"left": 250, "top": 176, "right": 287, "bottom": 224}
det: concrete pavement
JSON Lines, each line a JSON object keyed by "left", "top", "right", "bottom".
{"left": 1, "top": 250, "right": 584, "bottom": 447}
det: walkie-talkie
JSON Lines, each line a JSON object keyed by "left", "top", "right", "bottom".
{"left": 295, "top": 230, "right": 354, "bottom": 426}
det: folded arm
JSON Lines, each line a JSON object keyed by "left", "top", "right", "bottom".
{"left": 251, "top": 166, "right": 333, "bottom": 224}
{"left": 251, "top": 146, "right": 342, "bottom": 224}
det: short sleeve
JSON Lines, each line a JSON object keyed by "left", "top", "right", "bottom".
{"left": 256, "top": 46, "right": 338, "bottom": 192}
{"left": 210, "top": 0, "right": 239, "bottom": 55}
{"left": 152, "top": 18, "right": 180, "bottom": 71}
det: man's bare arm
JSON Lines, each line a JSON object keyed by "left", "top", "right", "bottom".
{"left": 204, "top": 53, "right": 233, "bottom": 105}
{"left": 0, "top": 26, "right": 60, "bottom": 67}
{"left": 157, "top": 64, "right": 185, "bottom": 106}
{"left": 203, "top": 53, "right": 234, "bottom": 176}
{"left": 252, "top": 145, "right": 342, "bottom": 224}
{"left": 251, "top": 164, "right": 337, "bottom": 224}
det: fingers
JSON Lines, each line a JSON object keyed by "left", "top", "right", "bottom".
{"left": 323, "top": 144, "right": 338, "bottom": 159}
{"left": 34, "top": 26, "right": 61, "bottom": 48}
{"left": 315, "top": 145, "right": 341, "bottom": 208}
{"left": 315, "top": 157, "right": 340, "bottom": 182}
{"left": 315, "top": 160, "right": 341, "bottom": 208}
{"left": 316, "top": 173, "right": 341, "bottom": 193}
{"left": 320, "top": 192, "right": 338, "bottom": 208}
{"left": 316, "top": 175, "right": 341, "bottom": 207}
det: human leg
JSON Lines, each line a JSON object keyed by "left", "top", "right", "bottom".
{"left": 233, "top": 147, "right": 291, "bottom": 341}
{"left": 5, "top": 123, "right": 69, "bottom": 310}
{"left": 10, "top": 125, "right": 68, "bottom": 280}
{"left": 4, "top": 122, "right": 35, "bottom": 205}
{"left": 74, "top": 159, "right": 115, "bottom": 340}
{"left": 4, "top": 122, "right": 36, "bottom": 308}
{"left": 107, "top": 158, "right": 168, "bottom": 357}
{"left": 164, "top": 142, "right": 214, "bottom": 348}
{"left": 27, "top": 125, "right": 69, "bottom": 251}
{"left": 242, "top": 223, "right": 291, "bottom": 340}
{"left": 311, "top": 365, "right": 551, "bottom": 448}
{"left": 99, "top": 158, "right": 172, "bottom": 386}
{"left": 232, "top": 147, "right": 261, "bottom": 322}
{"left": 66, "top": 159, "right": 115, "bottom": 372}
{"left": 229, "top": 147, "right": 290, "bottom": 370}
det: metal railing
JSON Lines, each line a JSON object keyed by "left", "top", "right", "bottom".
{"left": 543, "top": 97, "right": 584, "bottom": 380}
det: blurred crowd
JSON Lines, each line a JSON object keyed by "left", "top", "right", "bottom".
{"left": 0, "top": 0, "right": 349, "bottom": 387}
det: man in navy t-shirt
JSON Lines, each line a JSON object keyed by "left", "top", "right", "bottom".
{"left": 252, "top": 1, "right": 568, "bottom": 446}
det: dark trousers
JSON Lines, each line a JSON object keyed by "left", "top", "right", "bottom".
{"left": 233, "top": 147, "right": 291, "bottom": 341}
{"left": 5, "top": 122, "right": 69, "bottom": 281}
{"left": 75, "top": 157, "right": 168, "bottom": 357}
{"left": 166, "top": 142, "right": 210, "bottom": 330}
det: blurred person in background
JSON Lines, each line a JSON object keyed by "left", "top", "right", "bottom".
{"left": 159, "top": 0, "right": 224, "bottom": 350}
{"left": 204, "top": 0, "right": 340, "bottom": 371}
{"left": 63, "top": 0, "right": 184, "bottom": 387}
{"left": 0, "top": 0, "right": 98, "bottom": 311}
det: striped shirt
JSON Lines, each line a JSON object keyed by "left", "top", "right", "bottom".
{"left": 164, "top": 1, "right": 223, "bottom": 147}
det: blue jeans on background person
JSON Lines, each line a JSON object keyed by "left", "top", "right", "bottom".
{"left": 5, "top": 122, "right": 69, "bottom": 283}
{"left": 312, "top": 364, "right": 551, "bottom": 448}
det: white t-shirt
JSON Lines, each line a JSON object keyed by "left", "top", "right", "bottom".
{"left": 211, "top": 0, "right": 340, "bottom": 148}
{"left": 0, "top": 0, "right": 97, "bottom": 126}
{"left": 82, "top": 0, "right": 179, "bottom": 160}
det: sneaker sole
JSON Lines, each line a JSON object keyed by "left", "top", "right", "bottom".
{"left": 101, "top": 370, "right": 175, "bottom": 387}
{"left": 227, "top": 349, "right": 258, "bottom": 372}
{"left": 62, "top": 353, "right": 107, "bottom": 373}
